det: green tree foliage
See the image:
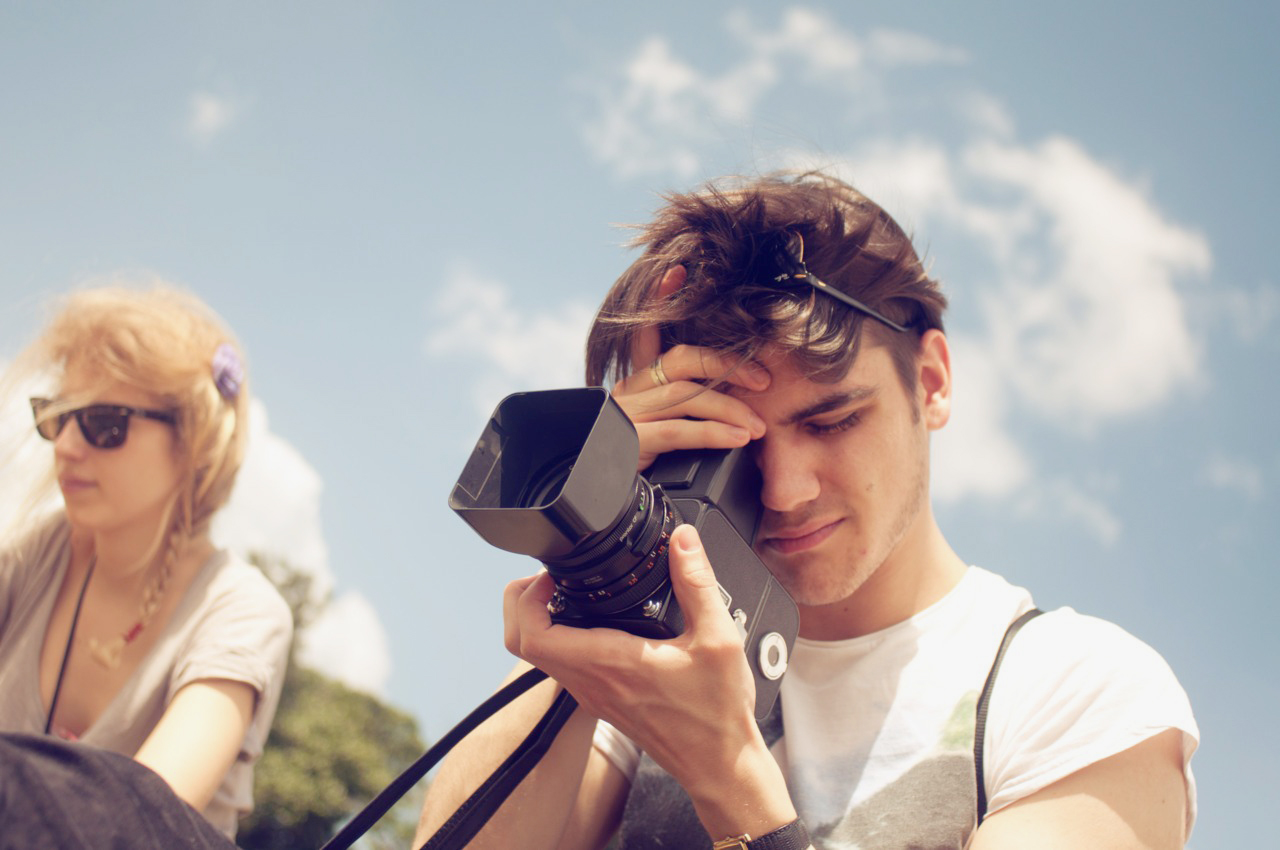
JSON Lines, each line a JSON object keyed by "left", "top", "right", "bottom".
{"left": 238, "top": 554, "right": 429, "bottom": 850}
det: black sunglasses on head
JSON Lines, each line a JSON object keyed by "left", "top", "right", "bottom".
{"left": 30, "top": 397, "right": 178, "bottom": 449}
{"left": 764, "top": 231, "right": 910, "bottom": 334}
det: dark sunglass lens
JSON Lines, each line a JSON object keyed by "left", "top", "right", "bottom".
{"left": 31, "top": 399, "right": 62, "bottom": 441}
{"left": 79, "top": 408, "right": 129, "bottom": 448}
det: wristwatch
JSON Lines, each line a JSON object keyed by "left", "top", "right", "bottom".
{"left": 712, "top": 818, "right": 810, "bottom": 850}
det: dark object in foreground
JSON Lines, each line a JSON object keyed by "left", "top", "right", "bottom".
{"left": 0, "top": 732, "right": 234, "bottom": 850}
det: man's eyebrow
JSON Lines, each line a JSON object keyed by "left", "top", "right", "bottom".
{"left": 782, "top": 387, "right": 878, "bottom": 425}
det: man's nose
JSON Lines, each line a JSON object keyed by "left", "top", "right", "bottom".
{"left": 755, "top": 439, "right": 819, "bottom": 513}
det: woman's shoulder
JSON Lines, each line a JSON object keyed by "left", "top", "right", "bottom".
{"left": 189, "top": 549, "right": 295, "bottom": 634}
{"left": 167, "top": 549, "right": 295, "bottom": 681}
{"left": 161, "top": 550, "right": 296, "bottom": 714}
{"left": 3, "top": 510, "right": 69, "bottom": 549}
{"left": 1, "top": 512, "right": 71, "bottom": 578}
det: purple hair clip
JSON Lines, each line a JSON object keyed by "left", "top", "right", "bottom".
{"left": 211, "top": 343, "right": 244, "bottom": 401}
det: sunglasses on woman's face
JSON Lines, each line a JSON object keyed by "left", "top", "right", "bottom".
{"left": 30, "top": 397, "right": 177, "bottom": 449}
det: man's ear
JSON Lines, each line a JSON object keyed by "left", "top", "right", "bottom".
{"left": 917, "top": 329, "right": 952, "bottom": 430}
{"left": 629, "top": 265, "right": 687, "bottom": 372}
{"left": 656, "top": 264, "right": 686, "bottom": 299}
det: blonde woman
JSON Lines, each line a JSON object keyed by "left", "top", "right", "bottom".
{"left": 0, "top": 285, "right": 293, "bottom": 839}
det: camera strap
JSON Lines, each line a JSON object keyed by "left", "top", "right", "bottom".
{"left": 420, "top": 686, "right": 578, "bottom": 849}
{"left": 320, "top": 667, "right": 578, "bottom": 850}
{"left": 973, "top": 607, "right": 1044, "bottom": 824}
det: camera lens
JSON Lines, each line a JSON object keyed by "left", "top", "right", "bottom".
{"left": 523, "top": 467, "right": 680, "bottom": 617}
{"left": 450, "top": 387, "right": 689, "bottom": 633}
{"left": 518, "top": 453, "right": 576, "bottom": 509}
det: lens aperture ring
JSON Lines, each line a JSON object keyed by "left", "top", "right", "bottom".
{"left": 549, "top": 479, "right": 657, "bottom": 590}
{"left": 556, "top": 498, "right": 679, "bottom": 615}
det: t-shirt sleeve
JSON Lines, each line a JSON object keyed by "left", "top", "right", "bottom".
{"left": 983, "top": 609, "right": 1199, "bottom": 833}
{"left": 169, "top": 566, "right": 294, "bottom": 761}
{"left": 0, "top": 535, "right": 20, "bottom": 634}
{"left": 593, "top": 718, "right": 642, "bottom": 782}
{"left": 0, "top": 514, "right": 69, "bottom": 639}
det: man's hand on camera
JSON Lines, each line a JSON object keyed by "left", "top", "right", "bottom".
{"left": 610, "top": 266, "right": 771, "bottom": 470}
{"left": 502, "top": 524, "right": 797, "bottom": 841}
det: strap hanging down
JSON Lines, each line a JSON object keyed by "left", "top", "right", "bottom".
{"left": 420, "top": 687, "right": 578, "bottom": 850}
{"left": 973, "top": 607, "right": 1043, "bottom": 824}
{"left": 321, "top": 666, "right": 564, "bottom": 850}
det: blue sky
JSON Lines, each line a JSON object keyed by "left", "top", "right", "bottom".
{"left": 1, "top": 2, "right": 1276, "bottom": 846}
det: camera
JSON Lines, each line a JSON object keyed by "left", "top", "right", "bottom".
{"left": 449, "top": 387, "right": 799, "bottom": 721}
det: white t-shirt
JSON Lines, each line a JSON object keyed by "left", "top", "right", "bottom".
{"left": 595, "top": 566, "right": 1198, "bottom": 849}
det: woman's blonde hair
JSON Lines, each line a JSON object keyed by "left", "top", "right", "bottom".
{"left": 31, "top": 285, "right": 249, "bottom": 534}
{"left": 2, "top": 284, "right": 249, "bottom": 660}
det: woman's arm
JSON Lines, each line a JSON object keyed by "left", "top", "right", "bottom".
{"left": 133, "top": 678, "right": 256, "bottom": 811}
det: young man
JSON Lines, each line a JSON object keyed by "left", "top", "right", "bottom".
{"left": 418, "top": 173, "right": 1198, "bottom": 849}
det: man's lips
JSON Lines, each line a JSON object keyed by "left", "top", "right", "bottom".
{"left": 759, "top": 519, "right": 843, "bottom": 555}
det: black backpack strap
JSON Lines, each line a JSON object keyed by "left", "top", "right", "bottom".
{"left": 974, "top": 607, "right": 1044, "bottom": 825}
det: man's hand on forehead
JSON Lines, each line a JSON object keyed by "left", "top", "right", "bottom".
{"left": 633, "top": 346, "right": 770, "bottom": 396}
{"left": 611, "top": 343, "right": 769, "bottom": 472}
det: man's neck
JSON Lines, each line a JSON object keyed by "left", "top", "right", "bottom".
{"left": 795, "top": 513, "right": 966, "bottom": 641}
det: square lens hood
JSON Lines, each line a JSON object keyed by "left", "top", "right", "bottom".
{"left": 450, "top": 387, "right": 639, "bottom": 560}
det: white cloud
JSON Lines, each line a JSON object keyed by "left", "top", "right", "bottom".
{"left": 186, "top": 91, "right": 241, "bottom": 146}
{"left": 580, "top": 37, "right": 746, "bottom": 180}
{"left": 865, "top": 28, "right": 968, "bottom": 67}
{"left": 931, "top": 341, "right": 1031, "bottom": 501}
{"left": 727, "top": 8, "right": 864, "bottom": 75}
{"left": 0, "top": 364, "right": 60, "bottom": 543}
{"left": 957, "top": 90, "right": 1017, "bottom": 139}
{"left": 966, "top": 137, "right": 1212, "bottom": 427}
{"left": 1213, "top": 282, "right": 1280, "bottom": 342}
{"left": 212, "top": 400, "right": 394, "bottom": 693}
{"left": 296, "top": 591, "right": 393, "bottom": 697}
{"left": 1015, "top": 478, "right": 1123, "bottom": 546}
{"left": 212, "top": 399, "right": 332, "bottom": 593}
{"left": 728, "top": 10, "right": 965, "bottom": 75}
{"left": 814, "top": 139, "right": 967, "bottom": 233}
{"left": 580, "top": 8, "right": 971, "bottom": 179}
{"left": 423, "top": 265, "right": 596, "bottom": 414}
{"left": 1202, "top": 453, "right": 1265, "bottom": 500}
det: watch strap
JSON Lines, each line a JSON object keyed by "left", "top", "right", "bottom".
{"left": 714, "top": 818, "right": 810, "bottom": 850}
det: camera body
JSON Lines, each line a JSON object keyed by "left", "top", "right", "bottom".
{"left": 450, "top": 387, "right": 799, "bottom": 721}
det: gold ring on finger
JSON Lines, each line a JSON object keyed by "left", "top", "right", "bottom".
{"left": 649, "top": 357, "right": 670, "bottom": 386}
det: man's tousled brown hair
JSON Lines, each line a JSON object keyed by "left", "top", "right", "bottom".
{"left": 585, "top": 171, "right": 947, "bottom": 391}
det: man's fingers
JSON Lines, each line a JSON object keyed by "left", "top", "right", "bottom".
{"left": 661, "top": 345, "right": 770, "bottom": 391}
{"left": 623, "top": 344, "right": 770, "bottom": 394}
{"left": 622, "top": 381, "right": 762, "bottom": 429}
{"left": 632, "top": 419, "right": 752, "bottom": 467}
{"left": 666, "top": 525, "right": 737, "bottom": 640}
{"left": 503, "top": 573, "right": 554, "bottom": 655}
